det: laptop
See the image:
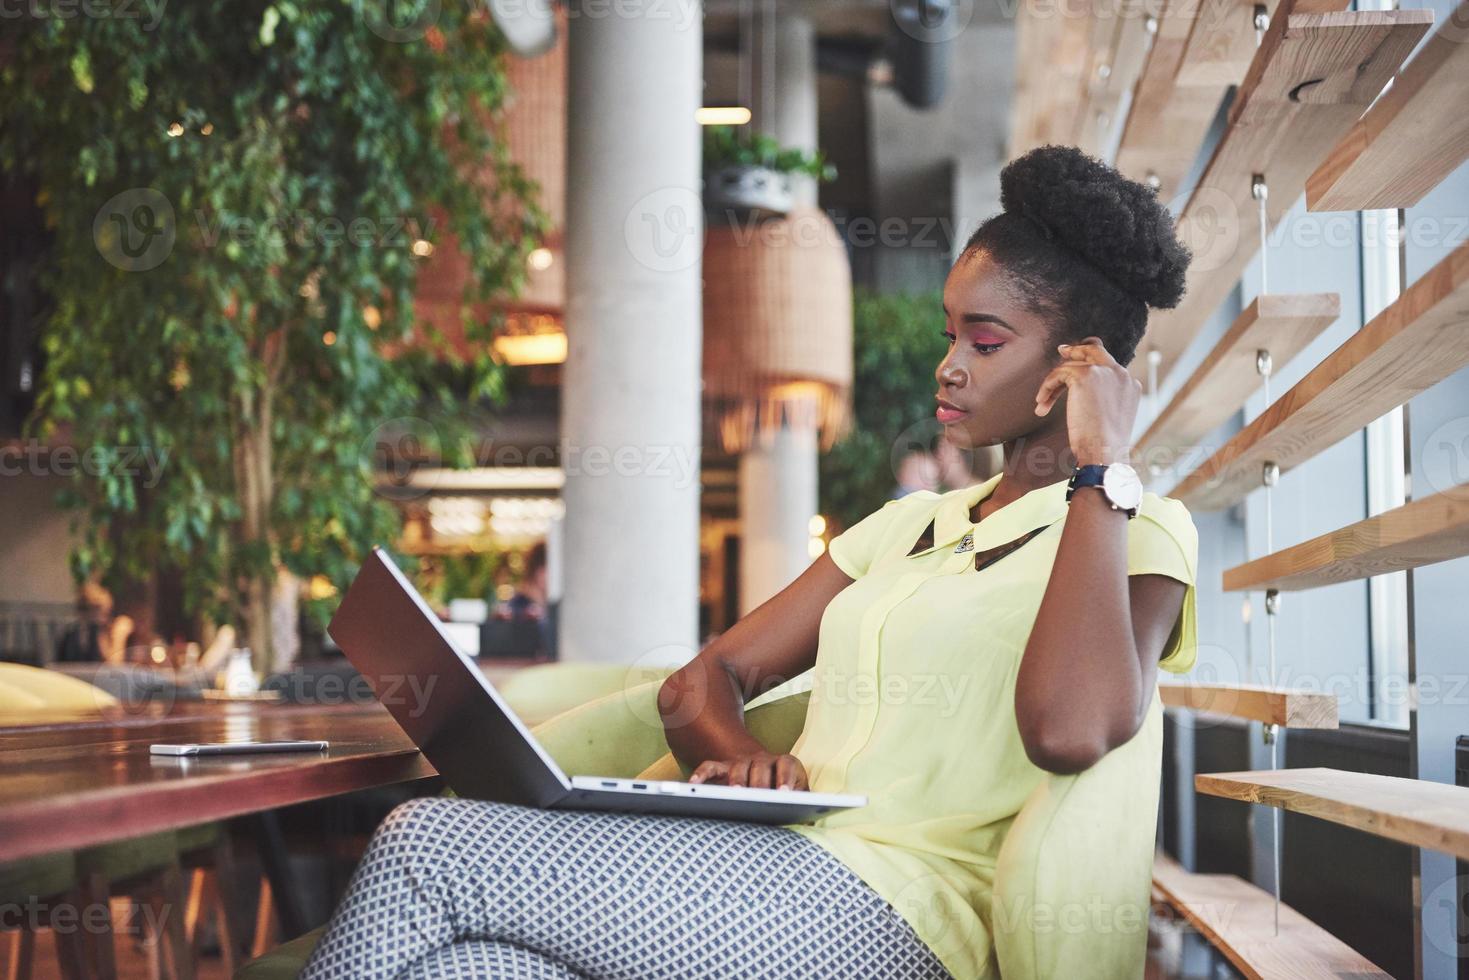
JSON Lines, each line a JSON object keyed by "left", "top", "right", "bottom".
{"left": 327, "top": 547, "right": 865, "bottom": 824}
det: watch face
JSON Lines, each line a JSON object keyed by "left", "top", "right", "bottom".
{"left": 1103, "top": 463, "right": 1144, "bottom": 511}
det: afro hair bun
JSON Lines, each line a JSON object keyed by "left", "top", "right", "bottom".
{"left": 999, "top": 145, "right": 1190, "bottom": 310}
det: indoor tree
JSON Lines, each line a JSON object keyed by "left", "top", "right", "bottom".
{"left": 1, "top": 0, "right": 546, "bottom": 668}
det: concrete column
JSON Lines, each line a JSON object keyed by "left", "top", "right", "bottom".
{"left": 737, "top": 420, "right": 819, "bottom": 615}
{"left": 738, "top": 11, "right": 824, "bottom": 611}
{"left": 560, "top": 2, "right": 703, "bottom": 665}
{"left": 751, "top": 10, "right": 819, "bottom": 207}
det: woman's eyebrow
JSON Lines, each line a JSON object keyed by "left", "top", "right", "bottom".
{"left": 957, "top": 312, "right": 1019, "bottom": 334}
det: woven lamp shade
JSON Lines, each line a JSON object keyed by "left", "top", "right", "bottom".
{"left": 703, "top": 206, "right": 853, "bottom": 453}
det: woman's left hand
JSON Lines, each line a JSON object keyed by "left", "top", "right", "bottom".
{"left": 1033, "top": 336, "right": 1141, "bottom": 466}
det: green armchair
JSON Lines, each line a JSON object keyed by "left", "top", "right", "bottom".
{"left": 537, "top": 677, "right": 1164, "bottom": 979}
{"left": 239, "top": 669, "right": 1163, "bottom": 979}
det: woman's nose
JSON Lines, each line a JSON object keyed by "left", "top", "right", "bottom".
{"left": 937, "top": 355, "right": 966, "bottom": 388}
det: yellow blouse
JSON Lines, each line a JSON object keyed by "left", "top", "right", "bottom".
{"left": 783, "top": 471, "right": 1198, "bottom": 980}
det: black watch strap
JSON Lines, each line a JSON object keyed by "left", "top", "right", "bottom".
{"left": 1065, "top": 464, "right": 1108, "bottom": 501}
{"left": 1066, "top": 464, "right": 1138, "bottom": 518}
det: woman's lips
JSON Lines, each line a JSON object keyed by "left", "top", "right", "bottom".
{"left": 935, "top": 400, "right": 969, "bottom": 424}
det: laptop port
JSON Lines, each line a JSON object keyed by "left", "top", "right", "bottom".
{"left": 632, "top": 783, "right": 647, "bottom": 790}
{"left": 601, "top": 781, "right": 617, "bottom": 788}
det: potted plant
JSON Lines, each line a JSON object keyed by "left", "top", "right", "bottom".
{"left": 702, "top": 125, "right": 836, "bottom": 217}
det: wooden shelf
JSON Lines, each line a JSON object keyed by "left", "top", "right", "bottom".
{"left": 1308, "top": 0, "right": 1469, "bottom": 211}
{"left": 1223, "top": 487, "right": 1469, "bottom": 592}
{"left": 1170, "top": 239, "right": 1469, "bottom": 510}
{"left": 1134, "top": 2, "right": 1432, "bottom": 391}
{"left": 1152, "top": 853, "right": 1390, "bottom": 979}
{"left": 1159, "top": 681, "right": 1339, "bottom": 728}
{"left": 1135, "top": 293, "right": 1338, "bottom": 460}
{"left": 1195, "top": 767, "right": 1469, "bottom": 861}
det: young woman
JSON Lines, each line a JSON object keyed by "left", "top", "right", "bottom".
{"left": 301, "top": 145, "right": 1197, "bottom": 980}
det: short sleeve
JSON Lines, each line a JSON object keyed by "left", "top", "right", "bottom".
{"left": 1127, "top": 494, "right": 1199, "bottom": 674}
{"left": 827, "top": 493, "right": 934, "bottom": 580}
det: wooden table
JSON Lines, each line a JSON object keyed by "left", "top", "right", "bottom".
{"left": 0, "top": 702, "right": 436, "bottom": 865}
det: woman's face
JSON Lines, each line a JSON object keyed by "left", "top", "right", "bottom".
{"left": 935, "top": 249, "right": 1065, "bottom": 451}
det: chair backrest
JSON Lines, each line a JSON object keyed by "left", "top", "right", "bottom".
{"left": 991, "top": 690, "right": 1164, "bottom": 979}
{"left": 0, "top": 679, "right": 48, "bottom": 714}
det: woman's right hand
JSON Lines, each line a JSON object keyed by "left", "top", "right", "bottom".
{"left": 688, "top": 752, "right": 809, "bottom": 791}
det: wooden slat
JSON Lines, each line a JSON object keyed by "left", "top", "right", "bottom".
{"left": 1171, "top": 239, "right": 1469, "bottom": 510}
{"left": 1135, "top": 4, "right": 1433, "bottom": 390}
{"left": 1223, "top": 486, "right": 1469, "bottom": 591}
{"left": 1159, "top": 681, "right": 1339, "bottom": 727}
{"left": 1175, "top": 0, "right": 1274, "bottom": 86}
{"left": 1195, "top": 767, "right": 1469, "bottom": 861}
{"left": 1115, "top": 0, "right": 1231, "bottom": 200}
{"left": 1114, "top": 0, "right": 1344, "bottom": 200}
{"left": 1152, "top": 853, "right": 1390, "bottom": 979}
{"left": 1076, "top": 2, "right": 1156, "bottom": 155}
{"left": 1009, "top": 0, "right": 1096, "bottom": 155}
{"left": 1308, "top": 0, "right": 1469, "bottom": 211}
{"left": 1136, "top": 293, "right": 1338, "bottom": 461}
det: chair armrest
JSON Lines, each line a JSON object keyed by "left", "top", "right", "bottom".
{"left": 992, "top": 692, "right": 1164, "bottom": 980}
{"left": 636, "top": 690, "right": 812, "bottom": 781}
{"left": 529, "top": 672, "right": 813, "bottom": 782}
{"left": 500, "top": 662, "right": 678, "bottom": 728}
{"left": 531, "top": 679, "right": 676, "bottom": 779}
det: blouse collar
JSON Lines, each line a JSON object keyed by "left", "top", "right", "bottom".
{"left": 928, "top": 472, "right": 1073, "bottom": 554}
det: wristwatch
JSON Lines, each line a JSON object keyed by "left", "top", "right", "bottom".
{"left": 1066, "top": 462, "right": 1142, "bottom": 518}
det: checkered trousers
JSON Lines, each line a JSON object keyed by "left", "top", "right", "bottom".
{"left": 300, "top": 796, "right": 951, "bottom": 979}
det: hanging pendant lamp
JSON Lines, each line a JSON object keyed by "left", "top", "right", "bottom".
{"left": 702, "top": 206, "right": 854, "bottom": 453}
